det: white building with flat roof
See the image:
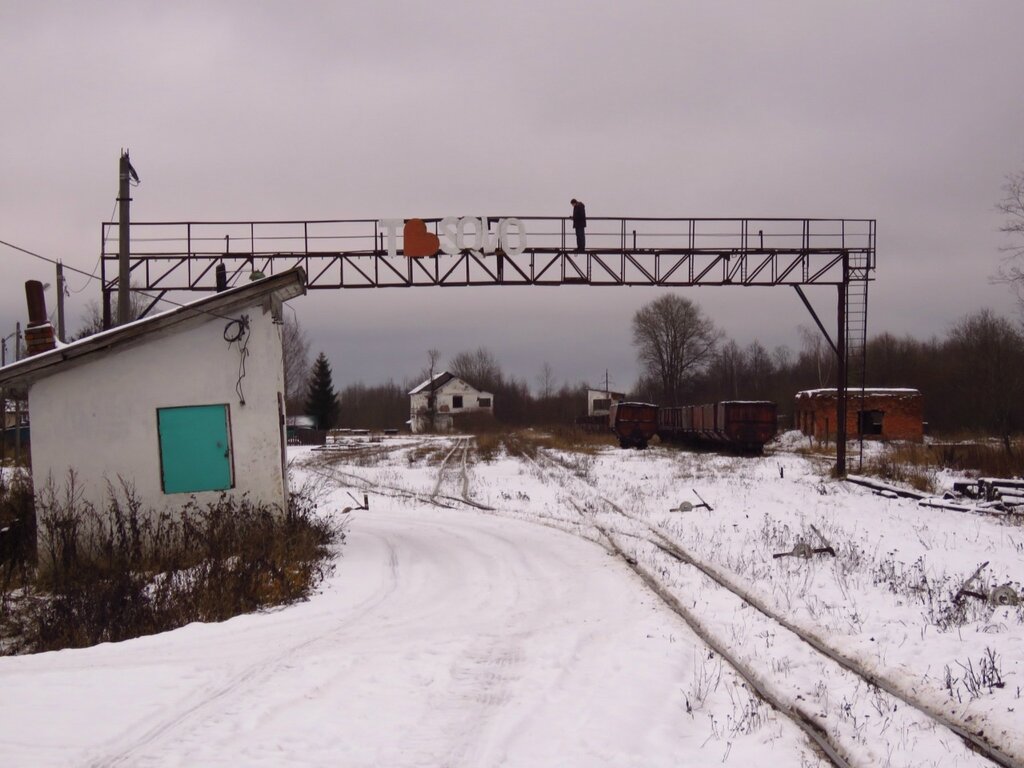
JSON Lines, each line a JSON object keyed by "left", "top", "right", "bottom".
{"left": 0, "top": 269, "right": 307, "bottom": 528}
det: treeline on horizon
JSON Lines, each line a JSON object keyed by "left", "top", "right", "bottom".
{"left": 308, "top": 307, "right": 1023, "bottom": 440}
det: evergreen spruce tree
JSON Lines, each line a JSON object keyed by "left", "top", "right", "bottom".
{"left": 306, "top": 352, "right": 339, "bottom": 429}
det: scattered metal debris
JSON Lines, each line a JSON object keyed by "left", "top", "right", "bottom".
{"left": 773, "top": 525, "right": 836, "bottom": 560}
{"left": 773, "top": 541, "right": 835, "bottom": 560}
{"left": 950, "top": 562, "right": 1018, "bottom": 607}
{"left": 851, "top": 474, "right": 1024, "bottom": 516}
{"left": 989, "top": 585, "right": 1020, "bottom": 607}
{"left": 669, "top": 489, "right": 713, "bottom": 513}
{"left": 342, "top": 492, "right": 370, "bottom": 514}
{"left": 953, "top": 561, "right": 990, "bottom": 603}
{"left": 809, "top": 524, "right": 837, "bottom": 556}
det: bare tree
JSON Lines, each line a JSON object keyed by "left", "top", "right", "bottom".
{"left": 710, "top": 339, "right": 744, "bottom": 399}
{"left": 946, "top": 309, "right": 1024, "bottom": 447}
{"left": 449, "top": 347, "right": 503, "bottom": 392}
{"left": 73, "top": 290, "right": 146, "bottom": 340}
{"left": 772, "top": 345, "right": 793, "bottom": 371}
{"left": 631, "top": 295, "right": 720, "bottom": 405}
{"left": 420, "top": 348, "right": 442, "bottom": 432}
{"left": 997, "top": 169, "right": 1024, "bottom": 297}
{"left": 745, "top": 340, "right": 774, "bottom": 397}
{"left": 282, "top": 312, "right": 311, "bottom": 409}
{"left": 798, "top": 324, "right": 835, "bottom": 387}
{"left": 537, "top": 361, "right": 556, "bottom": 399}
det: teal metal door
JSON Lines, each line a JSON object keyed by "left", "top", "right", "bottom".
{"left": 157, "top": 404, "right": 233, "bottom": 493}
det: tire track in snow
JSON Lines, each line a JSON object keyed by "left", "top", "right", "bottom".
{"left": 87, "top": 536, "right": 403, "bottom": 768}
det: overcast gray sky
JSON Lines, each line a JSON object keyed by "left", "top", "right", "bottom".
{"left": 3, "top": 1, "right": 1023, "bottom": 392}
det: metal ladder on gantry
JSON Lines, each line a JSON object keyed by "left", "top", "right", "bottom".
{"left": 99, "top": 215, "right": 876, "bottom": 475}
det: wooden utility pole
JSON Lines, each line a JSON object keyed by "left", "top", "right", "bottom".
{"left": 56, "top": 261, "right": 66, "bottom": 342}
{"left": 117, "top": 150, "right": 139, "bottom": 326}
{"left": 118, "top": 151, "right": 132, "bottom": 325}
{"left": 13, "top": 322, "right": 21, "bottom": 464}
{"left": 1, "top": 336, "right": 6, "bottom": 463}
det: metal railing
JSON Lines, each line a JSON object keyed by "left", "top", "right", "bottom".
{"left": 100, "top": 216, "right": 875, "bottom": 292}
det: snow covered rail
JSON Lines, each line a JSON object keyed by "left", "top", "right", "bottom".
{"left": 525, "top": 448, "right": 1021, "bottom": 768}
{"left": 848, "top": 475, "right": 1024, "bottom": 520}
{"left": 430, "top": 438, "right": 466, "bottom": 501}
{"left": 596, "top": 526, "right": 854, "bottom": 768}
{"left": 302, "top": 438, "right": 495, "bottom": 513}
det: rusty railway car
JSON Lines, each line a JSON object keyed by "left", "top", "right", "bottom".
{"left": 657, "top": 400, "right": 777, "bottom": 453}
{"left": 608, "top": 401, "right": 659, "bottom": 449}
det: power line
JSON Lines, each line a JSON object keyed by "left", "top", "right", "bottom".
{"left": 66, "top": 199, "right": 119, "bottom": 295}
{"left": 0, "top": 236, "right": 241, "bottom": 324}
{"left": 0, "top": 237, "right": 99, "bottom": 281}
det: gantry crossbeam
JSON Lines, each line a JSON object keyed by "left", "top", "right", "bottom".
{"left": 100, "top": 217, "right": 875, "bottom": 292}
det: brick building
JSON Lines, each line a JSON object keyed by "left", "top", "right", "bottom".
{"left": 794, "top": 388, "right": 924, "bottom": 443}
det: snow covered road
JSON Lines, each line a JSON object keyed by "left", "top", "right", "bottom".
{"left": 0, "top": 501, "right": 814, "bottom": 767}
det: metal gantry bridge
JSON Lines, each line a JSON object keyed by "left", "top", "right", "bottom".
{"left": 101, "top": 215, "right": 876, "bottom": 473}
{"left": 102, "top": 216, "right": 873, "bottom": 292}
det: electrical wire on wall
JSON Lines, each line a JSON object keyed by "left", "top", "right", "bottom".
{"left": 224, "top": 314, "right": 250, "bottom": 405}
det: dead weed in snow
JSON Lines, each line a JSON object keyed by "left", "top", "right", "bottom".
{"left": 0, "top": 473, "right": 343, "bottom": 655}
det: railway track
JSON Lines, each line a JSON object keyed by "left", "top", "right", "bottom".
{"left": 303, "top": 437, "right": 494, "bottom": 512}
{"left": 299, "top": 437, "right": 1019, "bottom": 765}
{"left": 518, "top": 445, "right": 1020, "bottom": 768}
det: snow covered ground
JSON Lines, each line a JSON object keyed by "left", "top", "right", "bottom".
{"left": 0, "top": 436, "right": 1021, "bottom": 767}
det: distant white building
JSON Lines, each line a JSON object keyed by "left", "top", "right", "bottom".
{"left": 0, "top": 269, "right": 307, "bottom": 529}
{"left": 408, "top": 372, "right": 494, "bottom": 433}
{"left": 587, "top": 388, "right": 625, "bottom": 417}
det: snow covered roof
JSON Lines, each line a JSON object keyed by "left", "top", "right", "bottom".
{"left": 408, "top": 371, "right": 456, "bottom": 395}
{"left": 0, "top": 268, "right": 306, "bottom": 390}
{"left": 795, "top": 387, "right": 921, "bottom": 398}
{"left": 588, "top": 389, "right": 625, "bottom": 399}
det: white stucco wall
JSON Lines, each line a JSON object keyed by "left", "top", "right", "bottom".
{"left": 28, "top": 302, "right": 288, "bottom": 517}
{"left": 409, "top": 378, "right": 493, "bottom": 433}
{"left": 587, "top": 389, "right": 624, "bottom": 416}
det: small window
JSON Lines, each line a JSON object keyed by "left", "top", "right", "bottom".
{"left": 478, "top": 397, "right": 491, "bottom": 408}
{"left": 452, "top": 395, "right": 464, "bottom": 409}
{"left": 157, "top": 404, "right": 234, "bottom": 494}
{"left": 859, "top": 409, "right": 884, "bottom": 436}
{"left": 593, "top": 398, "right": 611, "bottom": 412}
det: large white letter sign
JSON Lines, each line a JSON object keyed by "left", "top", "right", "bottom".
{"left": 439, "top": 216, "right": 460, "bottom": 256}
{"left": 382, "top": 215, "right": 530, "bottom": 257}
{"left": 456, "top": 217, "right": 486, "bottom": 252}
{"left": 378, "top": 219, "right": 403, "bottom": 257}
{"left": 497, "top": 217, "right": 527, "bottom": 256}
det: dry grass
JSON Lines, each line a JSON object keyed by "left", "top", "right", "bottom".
{"left": 473, "top": 432, "right": 504, "bottom": 463}
{"left": 861, "top": 447, "right": 938, "bottom": 493}
{"left": 1, "top": 474, "right": 343, "bottom": 655}
{"left": 857, "top": 439, "right": 1024, "bottom": 491}
{"left": 519, "top": 426, "right": 617, "bottom": 455}
{"left": 468, "top": 425, "right": 615, "bottom": 463}
{"left": 0, "top": 469, "right": 36, "bottom": 599}
{"left": 923, "top": 439, "right": 1024, "bottom": 477}
{"left": 405, "top": 443, "right": 449, "bottom": 466}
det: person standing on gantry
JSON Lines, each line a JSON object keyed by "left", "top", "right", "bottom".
{"left": 570, "top": 198, "right": 587, "bottom": 252}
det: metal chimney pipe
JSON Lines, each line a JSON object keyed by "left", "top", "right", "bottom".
{"left": 25, "top": 280, "right": 48, "bottom": 326}
{"left": 24, "top": 280, "right": 56, "bottom": 356}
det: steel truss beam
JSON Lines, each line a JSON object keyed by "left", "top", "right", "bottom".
{"left": 101, "top": 247, "right": 871, "bottom": 292}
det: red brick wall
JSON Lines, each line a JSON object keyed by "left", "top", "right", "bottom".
{"left": 794, "top": 390, "right": 924, "bottom": 442}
